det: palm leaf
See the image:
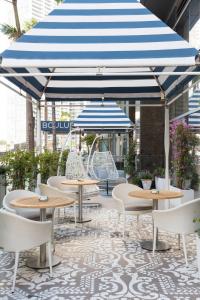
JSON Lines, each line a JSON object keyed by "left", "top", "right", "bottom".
{"left": 0, "top": 23, "right": 20, "bottom": 40}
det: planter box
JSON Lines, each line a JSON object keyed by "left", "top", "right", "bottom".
{"left": 155, "top": 177, "right": 171, "bottom": 190}
{"left": 157, "top": 184, "right": 194, "bottom": 210}
{"left": 169, "top": 186, "right": 194, "bottom": 208}
{"left": 196, "top": 235, "right": 200, "bottom": 278}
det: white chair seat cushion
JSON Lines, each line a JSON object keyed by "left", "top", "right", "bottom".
{"left": 126, "top": 197, "right": 152, "bottom": 206}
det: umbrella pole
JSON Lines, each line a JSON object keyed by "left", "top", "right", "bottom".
{"left": 36, "top": 102, "right": 42, "bottom": 187}
{"left": 164, "top": 104, "right": 170, "bottom": 190}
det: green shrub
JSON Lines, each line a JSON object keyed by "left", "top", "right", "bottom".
{"left": 124, "top": 142, "right": 136, "bottom": 177}
{"left": 38, "top": 151, "right": 60, "bottom": 184}
{"left": 138, "top": 170, "right": 153, "bottom": 180}
{"left": 0, "top": 150, "right": 38, "bottom": 190}
{"left": 58, "top": 149, "right": 69, "bottom": 176}
{"left": 153, "top": 167, "right": 165, "bottom": 178}
{"left": 81, "top": 134, "right": 96, "bottom": 153}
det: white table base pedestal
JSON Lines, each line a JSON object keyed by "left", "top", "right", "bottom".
{"left": 26, "top": 255, "right": 60, "bottom": 269}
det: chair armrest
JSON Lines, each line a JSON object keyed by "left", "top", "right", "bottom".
{"left": 152, "top": 204, "right": 197, "bottom": 234}
{"left": 3, "top": 212, "right": 52, "bottom": 252}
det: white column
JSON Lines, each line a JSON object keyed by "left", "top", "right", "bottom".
{"left": 126, "top": 101, "right": 130, "bottom": 152}
{"left": 164, "top": 104, "right": 170, "bottom": 190}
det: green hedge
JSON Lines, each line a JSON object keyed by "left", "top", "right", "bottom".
{"left": 0, "top": 149, "right": 69, "bottom": 190}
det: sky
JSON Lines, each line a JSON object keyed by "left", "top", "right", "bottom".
{"left": 0, "top": 0, "right": 32, "bottom": 144}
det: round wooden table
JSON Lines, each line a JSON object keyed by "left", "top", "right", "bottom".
{"left": 61, "top": 179, "right": 99, "bottom": 223}
{"left": 11, "top": 196, "right": 75, "bottom": 269}
{"left": 128, "top": 190, "right": 183, "bottom": 251}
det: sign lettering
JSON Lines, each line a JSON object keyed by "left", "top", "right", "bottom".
{"left": 41, "top": 121, "right": 71, "bottom": 133}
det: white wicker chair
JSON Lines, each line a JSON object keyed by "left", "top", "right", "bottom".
{"left": 153, "top": 198, "right": 200, "bottom": 267}
{"left": 47, "top": 176, "right": 99, "bottom": 200}
{"left": 0, "top": 210, "right": 52, "bottom": 292}
{"left": 112, "top": 183, "right": 153, "bottom": 237}
{"left": 3, "top": 190, "right": 52, "bottom": 219}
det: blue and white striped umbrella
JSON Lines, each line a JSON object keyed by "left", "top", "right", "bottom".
{"left": 188, "top": 90, "right": 200, "bottom": 128}
{"left": 0, "top": 0, "right": 198, "bottom": 102}
{"left": 73, "top": 100, "right": 132, "bottom": 129}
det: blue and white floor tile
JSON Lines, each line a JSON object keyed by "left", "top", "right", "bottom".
{"left": 0, "top": 202, "right": 200, "bottom": 300}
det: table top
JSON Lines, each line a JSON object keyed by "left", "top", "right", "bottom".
{"left": 128, "top": 190, "right": 183, "bottom": 200}
{"left": 11, "top": 196, "right": 75, "bottom": 209}
{"left": 61, "top": 179, "right": 99, "bottom": 186}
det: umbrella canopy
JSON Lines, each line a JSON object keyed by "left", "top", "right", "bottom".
{"left": 188, "top": 89, "right": 200, "bottom": 128}
{"left": 73, "top": 100, "right": 132, "bottom": 130}
{"left": 0, "top": 0, "right": 199, "bottom": 102}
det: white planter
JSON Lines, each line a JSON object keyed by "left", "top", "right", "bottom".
{"left": 157, "top": 185, "right": 194, "bottom": 210}
{"left": 196, "top": 234, "right": 200, "bottom": 278}
{"left": 155, "top": 177, "right": 171, "bottom": 190}
{"left": 141, "top": 179, "right": 152, "bottom": 190}
{"left": 181, "top": 188, "right": 194, "bottom": 204}
{"left": 169, "top": 186, "right": 194, "bottom": 208}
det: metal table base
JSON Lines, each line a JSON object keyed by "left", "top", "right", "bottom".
{"left": 141, "top": 240, "right": 171, "bottom": 251}
{"left": 70, "top": 216, "right": 91, "bottom": 223}
{"left": 26, "top": 255, "right": 60, "bottom": 269}
{"left": 26, "top": 208, "right": 61, "bottom": 269}
{"left": 76, "top": 185, "right": 93, "bottom": 223}
{"left": 141, "top": 199, "right": 171, "bottom": 252}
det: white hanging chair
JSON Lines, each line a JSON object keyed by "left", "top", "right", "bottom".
{"left": 65, "top": 151, "right": 99, "bottom": 197}
{"left": 90, "top": 151, "right": 119, "bottom": 181}
{"left": 89, "top": 150, "right": 126, "bottom": 195}
{"left": 65, "top": 152, "right": 87, "bottom": 180}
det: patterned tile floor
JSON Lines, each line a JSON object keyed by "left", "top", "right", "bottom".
{"left": 0, "top": 196, "right": 200, "bottom": 300}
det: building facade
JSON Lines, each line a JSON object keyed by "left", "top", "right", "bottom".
{"left": 32, "top": 0, "right": 55, "bottom": 20}
{"left": 137, "top": 0, "right": 200, "bottom": 171}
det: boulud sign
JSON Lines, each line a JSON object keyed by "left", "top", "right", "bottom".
{"left": 41, "top": 121, "right": 71, "bottom": 133}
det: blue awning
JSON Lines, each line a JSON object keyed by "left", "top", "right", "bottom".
{"left": 188, "top": 90, "right": 200, "bottom": 128}
{"left": 0, "top": 0, "right": 199, "bottom": 102}
{"left": 73, "top": 100, "right": 132, "bottom": 129}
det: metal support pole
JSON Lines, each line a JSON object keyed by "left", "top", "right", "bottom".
{"left": 36, "top": 103, "right": 42, "bottom": 187}
{"left": 79, "top": 185, "right": 83, "bottom": 222}
{"left": 44, "top": 98, "right": 48, "bottom": 150}
{"left": 164, "top": 105, "right": 170, "bottom": 190}
{"left": 40, "top": 208, "right": 46, "bottom": 265}
{"left": 36, "top": 102, "right": 42, "bottom": 154}
{"left": 1, "top": 71, "right": 200, "bottom": 77}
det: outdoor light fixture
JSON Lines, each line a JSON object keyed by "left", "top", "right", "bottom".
{"left": 160, "top": 91, "right": 165, "bottom": 102}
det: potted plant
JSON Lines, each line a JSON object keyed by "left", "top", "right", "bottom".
{"left": 139, "top": 170, "right": 153, "bottom": 190}
{"left": 170, "top": 120, "right": 199, "bottom": 203}
{"left": 131, "top": 174, "right": 142, "bottom": 188}
{"left": 153, "top": 167, "right": 168, "bottom": 190}
{"left": 193, "top": 217, "right": 200, "bottom": 276}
